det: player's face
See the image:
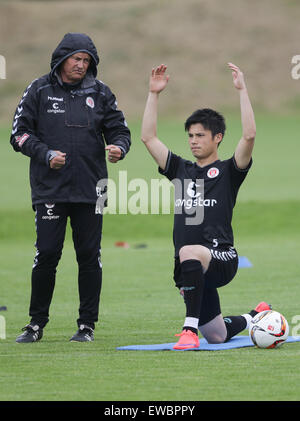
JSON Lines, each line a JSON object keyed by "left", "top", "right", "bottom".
{"left": 60, "top": 52, "right": 91, "bottom": 84}
{"left": 187, "top": 123, "right": 221, "bottom": 160}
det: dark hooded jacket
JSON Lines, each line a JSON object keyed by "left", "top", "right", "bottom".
{"left": 10, "top": 33, "right": 131, "bottom": 205}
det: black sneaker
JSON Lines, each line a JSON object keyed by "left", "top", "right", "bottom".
{"left": 16, "top": 324, "right": 43, "bottom": 343}
{"left": 69, "top": 325, "right": 94, "bottom": 342}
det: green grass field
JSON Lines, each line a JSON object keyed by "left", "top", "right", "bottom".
{"left": 0, "top": 114, "right": 300, "bottom": 402}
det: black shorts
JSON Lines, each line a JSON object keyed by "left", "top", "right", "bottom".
{"left": 173, "top": 247, "right": 239, "bottom": 326}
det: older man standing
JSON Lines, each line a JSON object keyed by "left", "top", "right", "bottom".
{"left": 11, "top": 33, "right": 131, "bottom": 343}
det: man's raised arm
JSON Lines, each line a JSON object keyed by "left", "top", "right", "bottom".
{"left": 141, "top": 64, "right": 170, "bottom": 171}
{"left": 228, "top": 62, "right": 256, "bottom": 169}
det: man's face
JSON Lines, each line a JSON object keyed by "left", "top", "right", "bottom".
{"left": 187, "top": 123, "right": 222, "bottom": 160}
{"left": 60, "top": 52, "right": 91, "bottom": 84}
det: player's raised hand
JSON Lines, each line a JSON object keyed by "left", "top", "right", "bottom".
{"left": 228, "top": 62, "right": 246, "bottom": 90}
{"left": 149, "top": 64, "right": 169, "bottom": 94}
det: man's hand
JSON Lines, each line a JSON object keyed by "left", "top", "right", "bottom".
{"left": 228, "top": 62, "right": 246, "bottom": 90}
{"left": 50, "top": 151, "right": 66, "bottom": 169}
{"left": 149, "top": 64, "right": 169, "bottom": 94}
{"left": 105, "top": 145, "right": 122, "bottom": 163}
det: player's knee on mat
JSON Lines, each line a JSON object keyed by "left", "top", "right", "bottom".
{"left": 204, "top": 332, "right": 226, "bottom": 344}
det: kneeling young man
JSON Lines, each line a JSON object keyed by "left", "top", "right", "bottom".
{"left": 141, "top": 63, "right": 270, "bottom": 350}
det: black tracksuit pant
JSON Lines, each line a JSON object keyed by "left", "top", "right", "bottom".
{"left": 30, "top": 203, "right": 103, "bottom": 329}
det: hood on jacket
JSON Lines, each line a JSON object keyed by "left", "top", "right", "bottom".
{"left": 50, "top": 33, "right": 99, "bottom": 79}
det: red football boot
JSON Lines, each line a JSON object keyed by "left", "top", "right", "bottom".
{"left": 173, "top": 329, "right": 200, "bottom": 350}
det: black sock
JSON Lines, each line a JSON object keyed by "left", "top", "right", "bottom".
{"left": 249, "top": 309, "right": 258, "bottom": 318}
{"left": 183, "top": 327, "right": 198, "bottom": 335}
{"left": 180, "top": 259, "right": 204, "bottom": 332}
{"left": 223, "top": 316, "right": 247, "bottom": 342}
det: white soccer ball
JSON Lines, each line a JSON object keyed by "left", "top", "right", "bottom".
{"left": 249, "top": 310, "right": 289, "bottom": 349}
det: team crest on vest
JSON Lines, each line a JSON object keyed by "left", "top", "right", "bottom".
{"left": 207, "top": 167, "right": 219, "bottom": 179}
{"left": 86, "top": 96, "right": 95, "bottom": 109}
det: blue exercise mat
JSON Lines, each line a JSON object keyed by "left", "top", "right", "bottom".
{"left": 116, "top": 335, "right": 300, "bottom": 351}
